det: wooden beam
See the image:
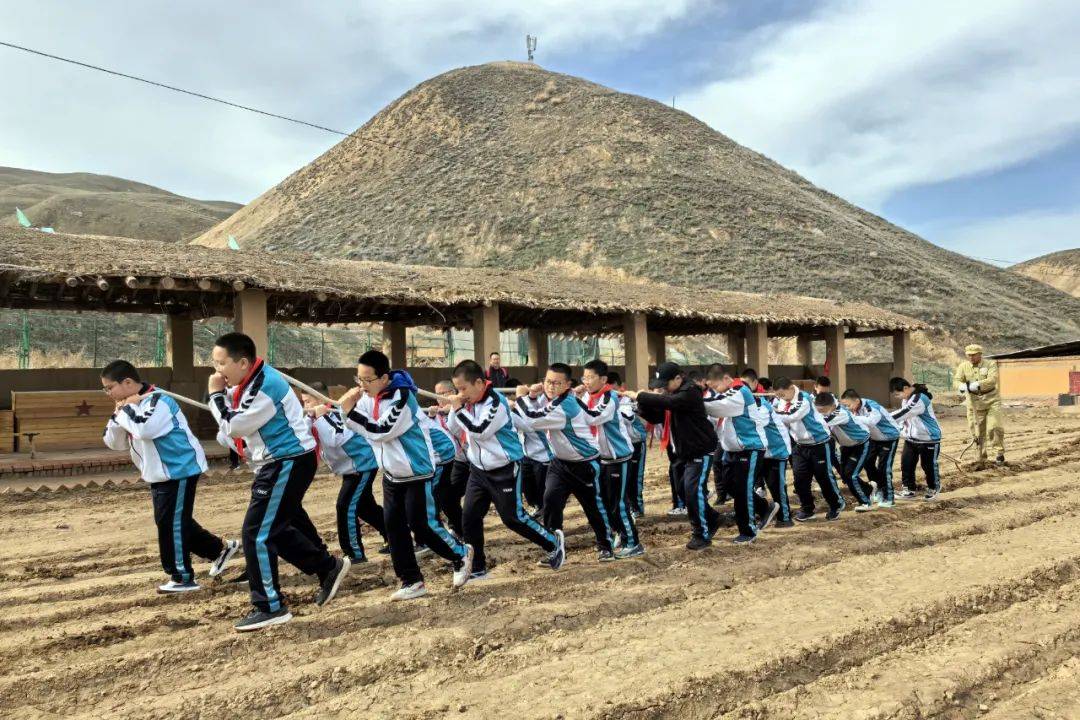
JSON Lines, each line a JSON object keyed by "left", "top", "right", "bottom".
{"left": 167, "top": 315, "right": 195, "bottom": 382}
{"left": 726, "top": 331, "right": 746, "bottom": 369}
{"left": 892, "top": 330, "right": 913, "bottom": 382}
{"left": 745, "top": 321, "right": 769, "bottom": 379}
{"left": 623, "top": 312, "right": 649, "bottom": 390}
{"left": 233, "top": 288, "right": 269, "bottom": 355}
{"left": 647, "top": 332, "right": 666, "bottom": 365}
{"left": 527, "top": 329, "right": 549, "bottom": 369}
{"left": 472, "top": 303, "right": 501, "bottom": 364}
{"left": 382, "top": 321, "right": 407, "bottom": 368}
{"left": 796, "top": 335, "right": 813, "bottom": 371}
{"left": 824, "top": 325, "right": 847, "bottom": 393}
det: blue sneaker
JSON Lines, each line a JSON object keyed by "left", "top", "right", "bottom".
{"left": 615, "top": 543, "right": 645, "bottom": 559}
{"left": 547, "top": 529, "right": 566, "bottom": 570}
{"left": 732, "top": 534, "right": 755, "bottom": 545}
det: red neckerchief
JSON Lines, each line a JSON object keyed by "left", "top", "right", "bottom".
{"left": 372, "top": 383, "right": 397, "bottom": 420}
{"left": 660, "top": 410, "right": 672, "bottom": 451}
{"left": 308, "top": 402, "right": 332, "bottom": 464}
{"left": 586, "top": 384, "right": 614, "bottom": 436}
{"left": 228, "top": 357, "right": 264, "bottom": 456}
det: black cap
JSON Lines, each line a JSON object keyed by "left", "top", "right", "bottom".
{"left": 649, "top": 361, "right": 682, "bottom": 389}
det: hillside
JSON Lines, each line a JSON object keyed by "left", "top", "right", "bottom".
{"left": 194, "top": 61, "right": 1080, "bottom": 353}
{"left": 0, "top": 166, "right": 241, "bottom": 243}
{"left": 1013, "top": 249, "right": 1080, "bottom": 298}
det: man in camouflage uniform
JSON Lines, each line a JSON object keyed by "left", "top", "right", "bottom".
{"left": 954, "top": 344, "right": 1005, "bottom": 464}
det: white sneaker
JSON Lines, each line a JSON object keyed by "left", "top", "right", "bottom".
{"left": 612, "top": 535, "right": 623, "bottom": 551}
{"left": 158, "top": 580, "right": 201, "bottom": 593}
{"left": 878, "top": 499, "right": 895, "bottom": 508}
{"left": 390, "top": 581, "right": 428, "bottom": 601}
{"left": 667, "top": 507, "right": 688, "bottom": 516}
{"left": 452, "top": 544, "right": 474, "bottom": 589}
{"left": 759, "top": 502, "right": 780, "bottom": 531}
{"left": 869, "top": 481, "right": 882, "bottom": 505}
{"left": 209, "top": 539, "right": 240, "bottom": 578}
{"left": 854, "top": 503, "right": 874, "bottom": 513}
{"left": 414, "top": 545, "right": 434, "bottom": 561}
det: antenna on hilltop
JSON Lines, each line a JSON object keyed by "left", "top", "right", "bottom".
{"left": 526, "top": 35, "right": 537, "bottom": 62}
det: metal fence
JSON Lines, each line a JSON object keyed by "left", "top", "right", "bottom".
{"left": 913, "top": 362, "right": 954, "bottom": 393}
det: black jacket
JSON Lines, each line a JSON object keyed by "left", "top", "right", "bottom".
{"left": 635, "top": 381, "right": 716, "bottom": 461}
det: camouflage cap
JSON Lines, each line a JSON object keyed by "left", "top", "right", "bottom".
{"left": 964, "top": 344, "right": 984, "bottom": 355}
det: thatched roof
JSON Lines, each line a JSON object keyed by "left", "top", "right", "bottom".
{"left": 0, "top": 227, "right": 923, "bottom": 336}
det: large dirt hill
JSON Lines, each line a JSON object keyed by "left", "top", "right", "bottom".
{"left": 1013, "top": 248, "right": 1080, "bottom": 298}
{"left": 0, "top": 166, "right": 240, "bottom": 243}
{"left": 193, "top": 61, "right": 1080, "bottom": 353}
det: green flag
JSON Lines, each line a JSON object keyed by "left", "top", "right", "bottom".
{"left": 227, "top": 234, "right": 240, "bottom": 250}
{"left": 15, "top": 207, "right": 31, "bottom": 227}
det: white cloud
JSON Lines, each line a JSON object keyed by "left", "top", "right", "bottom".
{"left": 0, "top": 1, "right": 695, "bottom": 201}
{"left": 679, "top": 0, "right": 1080, "bottom": 210}
{"left": 916, "top": 208, "right": 1080, "bottom": 264}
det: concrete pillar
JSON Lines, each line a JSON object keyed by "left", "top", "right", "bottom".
{"left": 167, "top": 315, "right": 195, "bottom": 382}
{"left": 647, "top": 332, "right": 665, "bottom": 365}
{"left": 233, "top": 289, "right": 268, "bottom": 356}
{"left": 527, "top": 329, "right": 549, "bottom": 370}
{"left": 796, "top": 336, "right": 813, "bottom": 373}
{"left": 623, "top": 312, "right": 649, "bottom": 391}
{"left": 824, "top": 325, "right": 847, "bottom": 393}
{"left": 745, "top": 321, "right": 769, "bottom": 379}
{"left": 726, "top": 331, "right": 745, "bottom": 369}
{"left": 382, "top": 321, "right": 407, "bottom": 369}
{"left": 892, "top": 330, "right": 913, "bottom": 381}
{"left": 472, "top": 303, "right": 501, "bottom": 364}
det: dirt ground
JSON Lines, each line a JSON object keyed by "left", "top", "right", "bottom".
{"left": 2, "top": 408, "right": 1079, "bottom": 719}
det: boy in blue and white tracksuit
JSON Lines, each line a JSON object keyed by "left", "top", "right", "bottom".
{"left": 578, "top": 365, "right": 641, "bottom": 555}
{"left": 449, "top": 374, "right": 561, "bottom": 575}
{"left": 772, "top": 379, "right": 845, "bottom": 521}
{"left": 842, "top": 391, "right": 901, "bottom": 506}
{"left": 815, "top": 394, "right": 876, "bottom": 511}
{"left": 617, "top": 389, "right": 648, "bottom": 516}
{"left": 419, "top": 410, "right": 463, "bottom": 539}
{"left": 209, "top": 352, "right": 342, "bottom": 626}
{"left": 307, "top": 402, "right": 387, "bottom": 562}
{"left": 513, "top": 368, "right": 615, "bottom": 559}
{"left": 102, "top": 362, "right": 234, "bottom": 592}
{"left": 704, "top": 379, "right": 776, "bottom": 541}
{"left": 890, "top": 379, "right": 944, "bottom": 500}
{"left": 343, "top": 362, "right": 469, "bottom": 592}
{"left": 511, "top": 401, "right": 554, "bottom": 515}
{"left": 754, "top": 401, "right": 793, "bottom": 525}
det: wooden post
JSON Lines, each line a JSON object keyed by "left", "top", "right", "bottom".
{"left": 233, "top": 289, "right": 268, "bottom": 356}
{"left": 623, "top": 312, "right": 649, "bottom": 391}
{"left": 824, "top": 325, "right": 847, "bottom": 393}
{"left": 527, "top": 329, "right": 549, "bottom": 370}
{"left": 796, "top": 336, "right": 813, "bottom": 373}
{"left": 745, "top": 321, "right": 769, "bottom": 379}
{"left": 382, "top": 321, "right": 407, "bottom": 369}
{"left": 892, "top": 330, "right": 913, "bottom": 381}
{"left": 726, "top": 331, "right": 746, "bottom": 369}
{"left": 167, "top": 315, "right": 195, "bottom": 382}
{"left": 472, "top": 303, "right": 501, "bottom": 364}
{"left": 647, "top": 332, "right": 666, "bottom": 365}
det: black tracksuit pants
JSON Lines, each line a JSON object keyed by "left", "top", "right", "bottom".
{"left": 668, "top": 461, "right": 686, "bottom": 510}
{"left": 601, "top": 460, "right": 640, "bottom": 548}
{"left": 791, "top": 442, "right": 844, "bottom": 515}
{"left": 521, "top": 458, "right": 549, "bottom": 511}
{"left": 901, "top": 440, "right": 941, "bottom": 492}
{"left": 712, "top": 446, "right": 728, "bottom": 503}
{"left": 543, "top": 458, "right": 613, "bottom": 553}
{"left": 867, "top": 438, "right": 899, "bottom": 503}
{"left": 243, "top": 452, "right": 335, "bottom": 613}
{"left": 462, "top": 462, "right": 558, "bottom": 573}
{"left": 722, "top": 450, "right": 770, "bottom": 537}
{"left": 336, "top": 469, "right": 385, "bottom": 561}
{"left": 149, "top": 475, "right": 224, "bottom": 583}
{"left": 755, "top": 457, "right": 792, "bottom": 523}
{"left": 839, "top": 442, "right": 874, "bottom": 505}
{"left": 625, "top": 441, "right": 647, "bottom": 514}
{"left": 383, "top": 475, "right": 466, "bottom": 586}
{"left": 430, "top": 461, "right": 466, "bottom": 538}
{"left": 673, "top": 454, "right": 719, "bottom": 540}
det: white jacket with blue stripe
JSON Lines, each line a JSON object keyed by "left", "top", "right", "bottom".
{"left": 823, "top": 405, "right": 871, "bottom": 447}
{"left": 345, "top": 385, "right": 436, "bottom": 482}
{"left": 447, "top": 388, "right": 525, "bottom": 471}
{"left": 578, "top": 388, "right": 633, "bottom": 463}
{"left": 510, "top": 399, "right": 555, "bottom": 463}
{"left": 855, "top": 398, "right": 901, "bottom": 442}
{"left": 512, "top": 391, "right": 600, "bottom": 462}
{"left": 753, "top": 402, "right": 791, "bottom": 460}
{"left": 704, "top": 384, "right": 767, "bottom": 453}
{"left": 209, "top": 363, "right": 316, "bottom": 470}
{"left": 618, "top": 395, "right": 646, "bottom": 444}
{"left": 419, "top": 411, "right": 459, "bottom": 466}
{"left": 773, "top": 391, "right": 832, "bottom": 446}
{"left": 891, "top": 392, "right": 943, "bottom": 443}
{"left": 104, "top": 387, "right": 208, "bottom": 483}
{"left": 309, "top": 409, "right": 379, "bottom": 476}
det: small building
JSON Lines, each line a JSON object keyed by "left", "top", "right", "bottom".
{"left": 990, "top": 341, "right": 1080, "bottom": 401}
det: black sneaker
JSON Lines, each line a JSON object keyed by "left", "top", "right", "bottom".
{"left": 825, "top": 507, "right": 842, "bottom": 521}
{"left": 732, "top": 534, "right": 755, "bottom": 545}
{"left": 314, "top": 556, "right": 352, "bottom": 607}
{"left": 598, "top": 549, "right": 618, "bottom": 562}
{"left": 686, "top": 536, "right": 711, "bottom": 551}
{"left": 774, "top": 519, "right": 795, "bottom": 528}
{"left": 923, "top": 488, "right": 940, "bottom": 501}
{"left": 706, "top": 513, "right": 721, "bottom": 539}
{"left": 377, "top": 543, "right": 391, "bottom": 555}
{"left": 235, "top": 607, "right": 292, "bottom": 632}
{"left": 794, "top": 510, "right": 816, "bottom": 522}
{"left": 995, "top": 454, "right": 1005, "bottom": 465}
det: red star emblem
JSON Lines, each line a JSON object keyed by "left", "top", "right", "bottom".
{"left": 75, "top": 401, "right": 92, "bottom": 416}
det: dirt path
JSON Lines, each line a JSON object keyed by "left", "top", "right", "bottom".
{"left": 2, "top": 410, "right": 1079, "bottom": 719}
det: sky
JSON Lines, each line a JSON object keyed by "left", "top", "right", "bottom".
{"left": 1, "top": 0, "right": 1078, "bottom": 265}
